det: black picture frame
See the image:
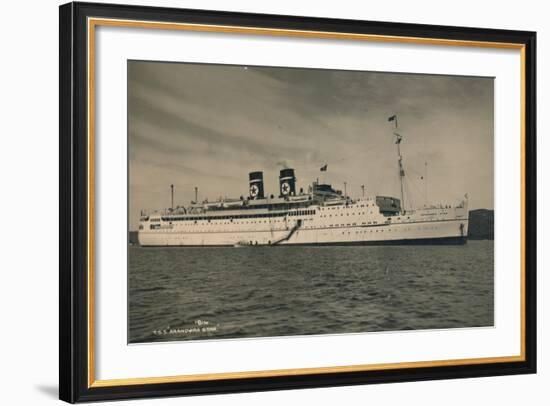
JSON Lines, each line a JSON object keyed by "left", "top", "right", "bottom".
{"left": 59, "top": 1, "right": 537, "bottom": 403}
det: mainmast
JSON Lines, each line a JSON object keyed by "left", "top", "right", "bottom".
{"left": 170, "top": 184, "right": 174, "bottom": 211}
{"left": 388, "top": 115, "right": 405, "bottom": 213}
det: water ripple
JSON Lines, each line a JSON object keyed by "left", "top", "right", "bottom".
{"left": 128, "top": 241, "right": 494, "bottom": 343}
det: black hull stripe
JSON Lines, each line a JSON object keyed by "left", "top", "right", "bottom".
{"left": 138, "top": 236, "right": 467, "bottom": 248}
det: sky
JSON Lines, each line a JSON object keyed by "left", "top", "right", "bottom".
{"left": 128, "top": 61, "right": 494, "bottom": 230}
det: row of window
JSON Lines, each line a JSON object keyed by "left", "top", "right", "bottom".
{"left": 321, "top": 204, "right": 375, "bottom": 210}
{"left": 289, "top": 210, "right": 315, "bottom": 216}
{"left": 158, "top": 210, "right": 319, "bottom": 222}
{"left": 145, "top": 223, "right": 441, "bottom": 232}
{"left": 328, "top": 221, "right": 378, "bottom": 227}
{"left": 208, "top": 202, "right": 314, "bottom": 211}
{"left": 320, "top": 212, "right": 373, "bottom": 218}
{"left": 341, "top": 226, "right": 439, "bottom": 235}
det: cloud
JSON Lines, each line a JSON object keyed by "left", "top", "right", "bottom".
{"left": 128, "top": 61, "right": 494, "bottom": 230}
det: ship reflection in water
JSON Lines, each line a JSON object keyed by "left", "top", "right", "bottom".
{"left": 128, "top": 241, "right": 493, "bottom": 343}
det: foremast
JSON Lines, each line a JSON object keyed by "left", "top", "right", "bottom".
{"left": 388, "top": 114, "right": 406, "bottom": 213}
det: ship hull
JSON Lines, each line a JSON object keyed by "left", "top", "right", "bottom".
{"left": 138, "top": 217, "right": 468, "bottom": 247}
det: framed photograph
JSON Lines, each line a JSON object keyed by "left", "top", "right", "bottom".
{"left": 59, "top": 1, "right": 537, "bottom": 403}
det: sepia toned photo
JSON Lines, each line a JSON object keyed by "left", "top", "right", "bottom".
{"left": 128, "top": 60, "right": 494, "bottom": 344}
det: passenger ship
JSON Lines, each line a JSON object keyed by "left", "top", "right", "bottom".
{"left": 137, "top": 119, "right": 469, "bottom": 247}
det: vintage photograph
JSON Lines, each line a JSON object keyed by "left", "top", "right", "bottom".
{"left": 128, "top": 60, "right": 494, "bottom": 344}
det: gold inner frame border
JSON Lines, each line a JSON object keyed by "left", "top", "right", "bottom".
{"left": 86, "top": 17, "right": 527, "bottom": 388}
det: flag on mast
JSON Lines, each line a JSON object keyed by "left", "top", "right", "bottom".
{"left": 388, "top": 114, "right": 397, "bottom": 122}
{"left": 320, "top": 164, "right": 328, "bottom": 172}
